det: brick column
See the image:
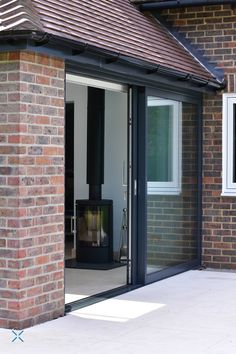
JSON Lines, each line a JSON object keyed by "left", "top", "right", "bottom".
{"left": 0, "top": 52, "right": 65, "bottom": 329}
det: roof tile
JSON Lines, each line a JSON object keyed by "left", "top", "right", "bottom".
{"left": 0, "top": 0, "right": 43, "bottom": 31}
{"left": 32, "top": 0, "right": 215, "bottom": 81}
{"left": 0, "top": 0, "right": 220, "bottom": 84}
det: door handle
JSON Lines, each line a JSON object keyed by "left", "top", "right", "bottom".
{"left": 71, "top": 216, "right": 76, "bottom": 234}
{"left": 134, "top": 179, "right": 137, "bottom": 196}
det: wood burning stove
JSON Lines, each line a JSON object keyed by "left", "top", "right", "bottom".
{"left": 76, "top": 86, "right": 113, "bottom": 263}
{"left": 76, "top": 200, "right": 113, "bottom": 263}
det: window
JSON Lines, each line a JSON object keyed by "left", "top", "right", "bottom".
{"left": 147, "top": 97, "right": 182, "bottom": 195}
{"left": 222, "top": 93, "right": 236, "bottom": 196}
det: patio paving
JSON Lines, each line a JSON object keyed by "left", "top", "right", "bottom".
{"left": 1, "top": 269, "right": 236, "bottom": 354}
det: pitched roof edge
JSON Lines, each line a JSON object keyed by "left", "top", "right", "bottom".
{"left": 0, "top": 30, "right": 225, "bottom": 90}
{"left": 152, "top": 12, "right": 225, "bottom": 85}
{"left": 0, "top": 0, "right": 44, "bottom": 32}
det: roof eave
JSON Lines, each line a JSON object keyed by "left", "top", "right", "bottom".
{"left": 42, "top": 32, "right": 228, "bottom": 90}
{"left": 0, "top": 30, "right": 226, "bottom": 90}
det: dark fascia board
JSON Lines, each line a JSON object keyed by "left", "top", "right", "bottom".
{"left": 139, "top": 0, "right": 236, "bottom": 10}
{"left": 0, "top": 30, "right": 226, "bottom": 91}
{"left": 153, "top": 12, "right": 225, "bottom": 83}
{"left": 0, "top": 36, "right": 208, "bottom": 99}
{"left": 66, "top": 55, "right": 205, "bottom": 103}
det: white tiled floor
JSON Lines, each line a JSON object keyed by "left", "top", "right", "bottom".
{"left": 1, "top": 270, "right": 236, "bottom": 354}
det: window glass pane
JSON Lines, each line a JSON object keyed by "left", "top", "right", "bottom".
{"left": 222, "top": 95, "right": 236, "bottom": 194}
{"left": 147, "top": 103, "right": 173, "bottom": 182}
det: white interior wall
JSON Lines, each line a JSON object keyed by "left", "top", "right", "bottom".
{"left": 66, "top": 82, "right": 127, "bottom": 255}
{"left": 66, "top": 83, "right": 88, "bottom": 201}
{"left": 104, "top": 91, "right": 128, "bottom": 253}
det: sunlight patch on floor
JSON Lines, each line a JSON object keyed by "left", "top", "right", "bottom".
{"left": 65, "top": 293, "right": 87, "bottom": 303}
{"left": 70, "top": 298, "right": 166, "bottom": 322}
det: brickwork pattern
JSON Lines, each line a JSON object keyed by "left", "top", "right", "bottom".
{"left": 160, "top": 4, "right": 236, "bottom": 269}
{"left": 0, "top": 52, "right": 65, "bottom": 328}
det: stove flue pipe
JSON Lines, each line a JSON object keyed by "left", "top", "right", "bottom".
{"left": 86, "top": 86, "right": 105, "bottom": 200}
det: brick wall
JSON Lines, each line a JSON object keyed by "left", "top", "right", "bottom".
{"left": 159, "top": 4, "right": 236, "bottom": 269}
{"left": 0, "top": 51, "right": 65, "bottom": 329}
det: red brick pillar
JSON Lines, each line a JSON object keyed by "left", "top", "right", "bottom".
{"left": 0, "top": 52, "right": 65, "bottom": 329}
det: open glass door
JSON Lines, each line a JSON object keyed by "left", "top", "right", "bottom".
{"left": 65, "top": 75, "right": 131, "bottom": 304}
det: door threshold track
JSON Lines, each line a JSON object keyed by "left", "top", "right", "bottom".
{"left": 65, "top": 284, "right": 141, "bottom": 314}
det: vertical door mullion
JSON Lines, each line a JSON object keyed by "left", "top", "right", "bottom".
{"left": 131, "top": 87, "right": 147, "bottom": 284}
{"left": 127, "top": 86, "right": 133, "bottom": 285}
{"left": 129, "top": 85, "right": 138, "bottom": 285}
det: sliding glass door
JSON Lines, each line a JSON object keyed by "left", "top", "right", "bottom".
{"left": 136, "top": 89, "right": 201, "bottom": 283}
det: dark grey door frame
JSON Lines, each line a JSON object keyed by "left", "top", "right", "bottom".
{"left": 129, "top": 86, "right": 147, "bottom": 285}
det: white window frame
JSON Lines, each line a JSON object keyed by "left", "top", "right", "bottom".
{"left": 147, "top": 99, "right": 182, "bottom": 195}
{"left": 222, "top": 93, "right": 236, "bottom": 196}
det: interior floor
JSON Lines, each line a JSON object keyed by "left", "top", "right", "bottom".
{"left": 65, "top": 266, "right": 127, "bottom": 304}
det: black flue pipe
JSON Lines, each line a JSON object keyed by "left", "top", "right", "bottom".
{"left": 140, "top": 0, "right": 236, "bottom": 11}
{"left": 86, "top": 86, "right": 105, "bottom": 200}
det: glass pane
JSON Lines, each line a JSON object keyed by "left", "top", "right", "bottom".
{"left": 148, "top": 102, "right": 173, "bottom": 182}
{"left": 146, "top": 100, "right": 198, "bottom": 274}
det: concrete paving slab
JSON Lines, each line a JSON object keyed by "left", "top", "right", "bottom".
{"left": 1, "top": 270, "right": 236, "bottom": 354}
